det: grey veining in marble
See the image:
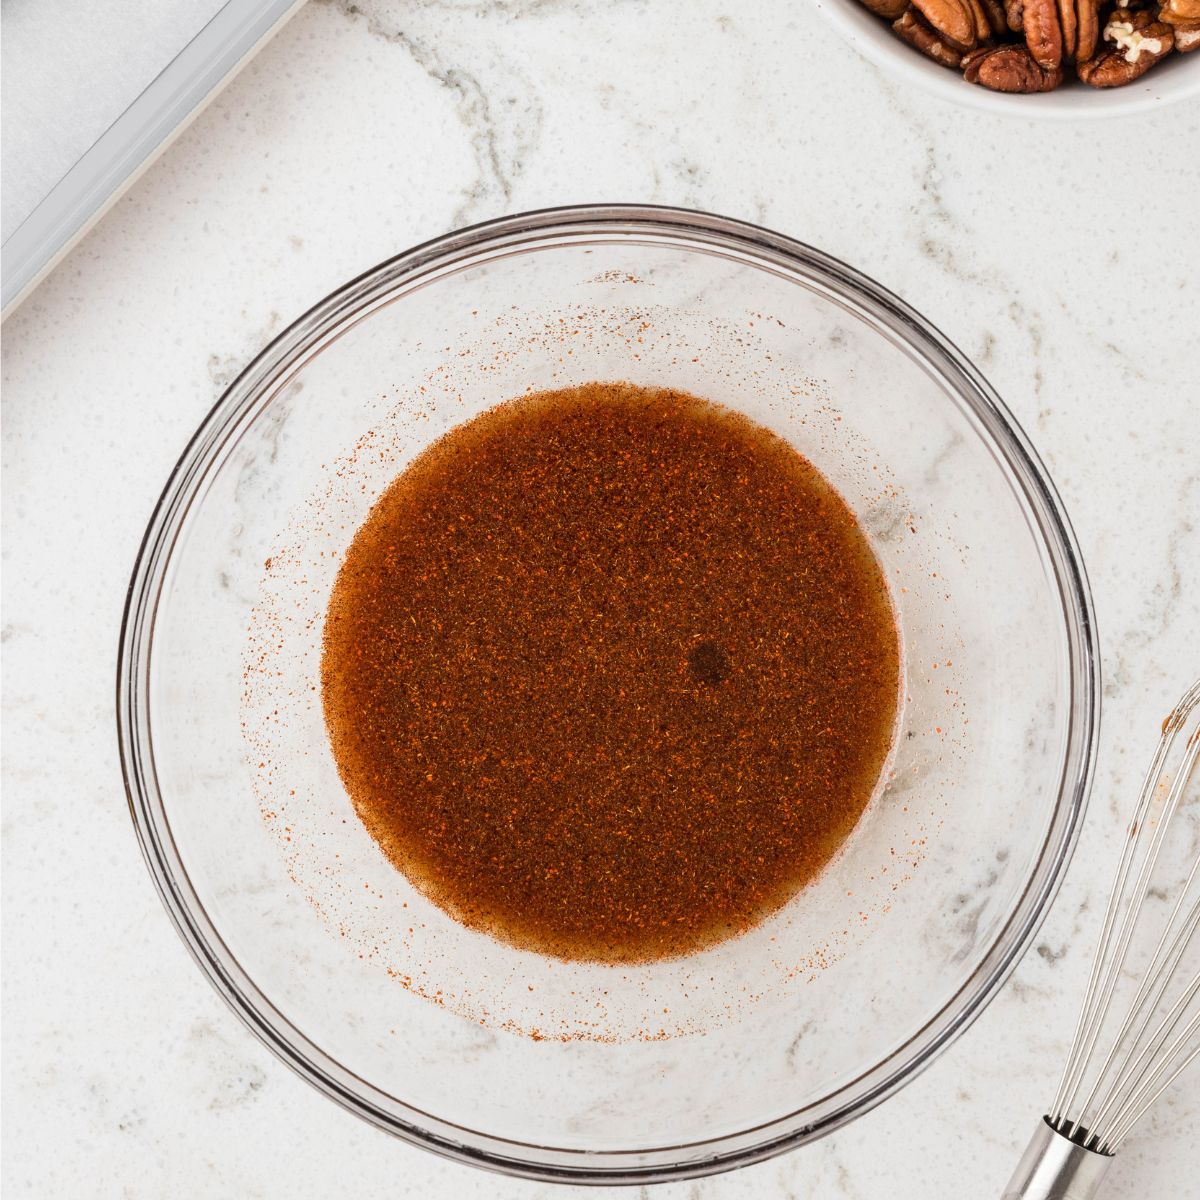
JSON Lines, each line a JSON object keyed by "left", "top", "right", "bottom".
{"left": 2, "top": 0, "right": 1198, "bottom": 1197}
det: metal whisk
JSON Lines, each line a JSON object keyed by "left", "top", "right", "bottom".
{"left": 1004, "top": 678, "right": 1200, "bottom": 1200}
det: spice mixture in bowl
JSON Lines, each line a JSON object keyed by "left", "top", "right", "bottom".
{"left": 119, "top": 206, "right": 1098, "bottom": 1183}
{"left": 322, "top": 381, "right": 901, "bottom": 964}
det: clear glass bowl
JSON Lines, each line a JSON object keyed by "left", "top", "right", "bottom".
{"left": 118, "top": 206, "right": 1099, "bottom": 1184}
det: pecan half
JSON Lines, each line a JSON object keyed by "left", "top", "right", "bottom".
{"left": 1006, "top": 0, "right": 1027, "bottom": 30}
{"left": 861, "top": 0, "right": 911, "bottom": 21}
{"left": 1078, "top": 7, "right": 1174, "bottom": 82}
{"left": 980, "top": 0, "right": 1011, "bottom": 32}
{"left": 894, "top": 7, "right": 966, "bottom": 64}
{"left": 1170, "top": 19, "right": 1200, "bottom": 49}
{"left": 911, "top": 0, "right": 979, "bottom": 49}
{"left": 964, "top": 41, "right": 1067, "bottom": 85}
{"left": 1058, "top": 0, "right": 1079, "bottom": 57}
{"left": 965, "top": 0, "right": 996, "bottom": 38}
{"left": 1024, "top": 0, "right": 1065, "bottom": 67}
{"left": 1077, "top": 0, "right": 1101, "bottom": 60}
{"left": 1159, "top": 0, "right": 1200, "bottom": 50}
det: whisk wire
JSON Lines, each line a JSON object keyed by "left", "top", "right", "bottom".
{"left": 1101, "top": 1010, "right": 1200, "bottom": 1151}
{"left": 1047, "top": 725, "right": 1172, "bottom": 1123}
{"left": 1051, "top": 681, "right": 1200, "bottom": 1137}
{"left": 1091, "top": 965, "right": 1200, "bottom": 1150}
{"left": 1067, "top": 735, "right": 1200, "bottom": 1139}
{"left": 1083, "top": 888, "right": 1200, "bottom": 1143}
{"left": 1004, "top": 681, "right": 1200, "bottom": 1200}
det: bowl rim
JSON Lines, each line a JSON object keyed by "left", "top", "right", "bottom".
{"left": 117, "top": 203, "right": 1101, "bottom": 1184}
{"left": 805, "top": 0, "right": 1200, "bottom": 118}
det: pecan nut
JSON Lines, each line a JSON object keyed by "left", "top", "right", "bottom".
{"left": 1159, "top": 0, "right": 1200, "bottom": 50}
{"left": 965, "top": 0, "right": 996, "bottom": 39}
{"left": 981, "top": 0, "right": 1011, "bottom": 32}
{"left": 911, "top": 0, "right": 979, "bottom": 49}
{"left": 1024, "top": 0, "right": 1065, "bottom": 67}
{"left": 963, "top": 41, "right": 1067, "bottom": 85}
{"left": 1078, "top": 7, "right": 1174, "bottom": 83}
{"left": 860, "top": 0, "right": 911, "bottom": 22}
{"left": 894, "top": 7, "right": 966, "bottom": 64}
{"left": 1058, "top": 0, "right": 1079, "bottom": 57}
{"left": 1076, "top": 0, "right": 1101, "bottom": 61}
{"left": 876, "top": 0, "right": 1184, "bottom": 86}
{"left": 1169, "top": 19, "right": 1200, "bottom": 49}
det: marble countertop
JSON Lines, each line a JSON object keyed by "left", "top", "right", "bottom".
{"left": 3, "top": 1, "right": 1198, "bottom": 1196}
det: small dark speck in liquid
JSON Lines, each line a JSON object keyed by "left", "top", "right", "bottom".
{"left": 688, "top": 641, "right": 730, "bottom": 686}
{"left": 321, "top": 382, "right": 900, "bottom": 964}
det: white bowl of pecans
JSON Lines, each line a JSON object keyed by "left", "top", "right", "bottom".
{"left": 811, "top": 0, "right": 1200, "bottom": 111}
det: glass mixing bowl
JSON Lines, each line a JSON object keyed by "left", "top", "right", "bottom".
{"left": 118, "top": 205, "right": 1099, "bottom": 1183}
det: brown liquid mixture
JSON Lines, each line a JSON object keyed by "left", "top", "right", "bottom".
{"left": 322, "top": 383, "right": 900, "bottom": 963}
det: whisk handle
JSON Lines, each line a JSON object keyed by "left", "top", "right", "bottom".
{"left": 1002, "top": 1118, "right": 1113, "bottom": 1199}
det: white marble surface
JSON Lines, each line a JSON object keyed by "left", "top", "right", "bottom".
{"left": 2, "top": 1, "right": 1199, "bottom": 1196}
